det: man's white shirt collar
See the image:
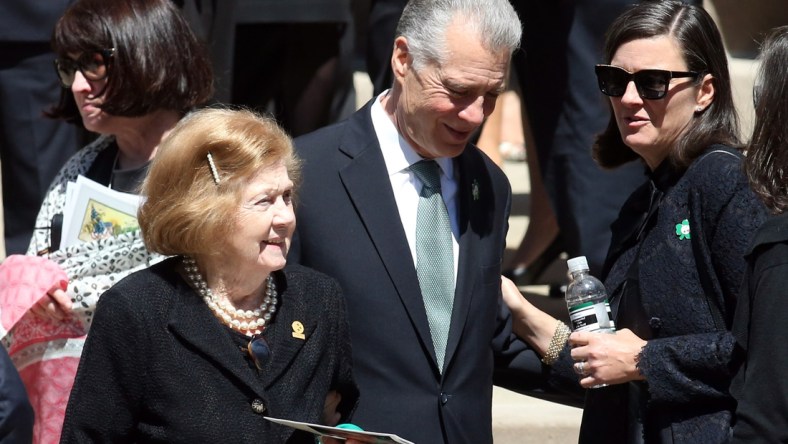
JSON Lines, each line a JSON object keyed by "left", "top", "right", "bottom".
{"left": 370, "top": 91, "right": 454, "bottom": 180}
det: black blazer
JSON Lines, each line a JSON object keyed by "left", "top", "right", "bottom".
{"left": 577, "top": 146, "right": 768, "bottom": 443}
{"left": 290, "top": 100, "right": 544, "bottom": 444}
{"left": 60, "top": 257, "right": 358, "bottom": 443}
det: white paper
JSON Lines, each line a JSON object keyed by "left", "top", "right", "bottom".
{"left": 264, "top": 417, "right": 415, "bottom": 444}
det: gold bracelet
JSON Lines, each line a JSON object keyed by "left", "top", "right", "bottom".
{"left": 541, "top": 322, "right": 571, "bottom": 366}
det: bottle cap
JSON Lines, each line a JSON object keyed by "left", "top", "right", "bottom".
{"left": 566, "top": 256, "right": 589, "bottom": 273}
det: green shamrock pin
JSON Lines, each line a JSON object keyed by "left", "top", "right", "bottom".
{"left": 675, "top": 219, "right": 690, "bottom": 240}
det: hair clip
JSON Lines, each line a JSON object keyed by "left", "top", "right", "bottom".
{"left": 206, "top": 152, "right": 220, "bottom": 185}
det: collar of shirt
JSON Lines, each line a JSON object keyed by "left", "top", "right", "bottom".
{"left": 370, "top": 91, "right": 460, "bottom": 272}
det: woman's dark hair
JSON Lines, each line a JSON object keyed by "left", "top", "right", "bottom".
{"left": 744, "top": 25, "right": 788, "bottom": 214}
{"left": 49, "top": 0, "right": 213, "bottom": 120}
{"left": 593, "top": 0, "right": 739, "bottom": 170}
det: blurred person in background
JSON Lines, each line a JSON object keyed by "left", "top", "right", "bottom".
{"left": 504, "top": 0, "right": 657, "bottom": 289}
{"left": 227, "top": 0, "right": 355, "bottom": 137}
{"left": 730, "top": 24, "right": 788, "bottom": 443}
{"left": 0, "top": 0, "right": 85, "bottom": 256}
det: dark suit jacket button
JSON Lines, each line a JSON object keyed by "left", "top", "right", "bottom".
{"left": 251, "top": 399, "right": 266, "bottom": 414}
{"left": 649, "top": 317, "right": 663, "bottom": 330}
{"left": 440, "top": 393, "right": 450, "bottom": 405}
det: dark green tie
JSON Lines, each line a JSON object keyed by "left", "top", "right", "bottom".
{"left": 410, "top": 160, "right": 455, "bottom": 372}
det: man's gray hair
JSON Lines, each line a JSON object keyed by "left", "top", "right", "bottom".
{"left": 395, "top": 0, "right": 522, "bottom": 71}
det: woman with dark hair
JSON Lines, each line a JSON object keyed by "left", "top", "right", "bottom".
{"left": 60, "top": 108, "right": 358, "bottom": 443}
{"left": 730, "top": 25, "right": 788, "bottom": 443}
{"left": 501, "top": 1, "right": 767, "bottom": 442}
{"left": 0, "top": 0, "right": 213, "bottom": 441}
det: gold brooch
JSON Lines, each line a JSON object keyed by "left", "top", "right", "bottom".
{"left": 291, "top": 321, "right": 305, "bottom": 339}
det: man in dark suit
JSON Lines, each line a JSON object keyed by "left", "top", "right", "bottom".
{"left": 289, "top": 1, "right": 546, "bottom": 442}
{"left": 364, "top": 0, "right": 407, "bottom": 95}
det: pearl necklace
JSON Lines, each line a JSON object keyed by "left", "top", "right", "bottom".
{"left": 183, "top": 256, "right": 277, "bottom": 334}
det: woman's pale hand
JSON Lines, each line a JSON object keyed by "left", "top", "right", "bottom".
{"left": 501, "top": 275, "right": 529, "bottom": 316}
{"left": 501, "top": 276, "right": 563, "bottom": 356}
{"left": 568, "top": 328, "right": 647, "bottom": 388}
{"left": 30, "top": 281, "right": 72, "bottom": 322}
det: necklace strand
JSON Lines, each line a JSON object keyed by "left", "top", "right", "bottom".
{"left": 183, "top": 256, "right": 277, "bottom": 334}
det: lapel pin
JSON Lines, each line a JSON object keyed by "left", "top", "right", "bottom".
{"left": 675, "top": 218, "right": 691, "bottom": 240}
{"left": 472, "top": 179, "right": 480, "bottom": 201}
{"left": 291, "top": 321, "right": 305, "bottom": 340}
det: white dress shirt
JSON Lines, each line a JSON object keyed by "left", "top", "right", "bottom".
{"left": 370, "top": 92, "right": 459, "bottom": 282}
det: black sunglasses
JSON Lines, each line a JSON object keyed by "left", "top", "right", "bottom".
{"left": 595, "top": 64, "right": 701, "bottom": 100}
{"left": 54, "top": 48, "right": 115, "bottom": 88}
{"left": 247, "top": 334, "right": 271, "bottom": 370}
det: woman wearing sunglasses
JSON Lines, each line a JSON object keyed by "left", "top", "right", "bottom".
{"left": 730, "top": 25, "right": 788, "bottom": 443}
{"left": 59, "top": 107, "right": 359, "bottom": 443}
{"left": 0, "top": 0, "right": 212, "bottom": 442}
{"left": 501, "top": 1, "right": 767, "bottom": 443}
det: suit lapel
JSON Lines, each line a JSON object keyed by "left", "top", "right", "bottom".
{"left": 443, "top": 148, "right": 485, "bottom": 369}
{"left": 338, "top": 104, "right": 437, "bottom": 366}
{"left": 256, "top": 273, "right": 317, "bottom": 388}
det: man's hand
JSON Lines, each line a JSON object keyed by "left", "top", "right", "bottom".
{"left": 322, "top": 390, "right": 342, "bottom": 426}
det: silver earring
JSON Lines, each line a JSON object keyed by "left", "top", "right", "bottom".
{"left": 696, "top": 106, "right": 703, "bottom": 112}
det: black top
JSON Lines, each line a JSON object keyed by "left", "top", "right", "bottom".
{"left": 235, "top": 0, "right": 351, "bottom": 23}
{"left": 730, "top": 211, "right": 788, "bottom": 443}
{"left": 84, "top": 141, "right": 149, "bottom": 193}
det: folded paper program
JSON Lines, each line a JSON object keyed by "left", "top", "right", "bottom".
{"left": 264, "top": 417, "right": 415, "bottom": 444}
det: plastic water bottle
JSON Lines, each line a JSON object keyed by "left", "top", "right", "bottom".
{"left": 565, "top": 256, "right": 615, "bottom": 334}
{"left": 565, "top": 256, "right": 614, "bottom": 389}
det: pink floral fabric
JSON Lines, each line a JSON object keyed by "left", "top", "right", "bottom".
{"left": 1, "top": 137, "right": 161, "bottom": 444}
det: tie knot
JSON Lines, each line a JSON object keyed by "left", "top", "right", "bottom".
{"left": 410, "top": 160, "right": 442, "bottom": 191}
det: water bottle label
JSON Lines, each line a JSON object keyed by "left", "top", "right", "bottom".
{"left": 568, "top": 301, "right": 615, "bottom": 332}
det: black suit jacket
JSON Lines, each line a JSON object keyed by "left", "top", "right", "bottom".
{"left": 290, "top": 100, "right": 544, "bottom": 444}
{"left": 60, "top": 258, "right": 358, "bottom": 443}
